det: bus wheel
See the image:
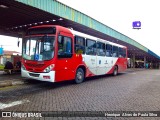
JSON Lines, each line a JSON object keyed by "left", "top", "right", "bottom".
{"left": 75, "top": 68, "right": 84, "bottom": 84}
{"left": 113, "top": 66, "right": 118, "bottom": 76}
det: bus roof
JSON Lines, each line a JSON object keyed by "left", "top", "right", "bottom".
{"left": 68, "top": 28, "right": 126, "bottom": 48}
{"left": 27, "top": 25, "right": 126, "bottom": 48}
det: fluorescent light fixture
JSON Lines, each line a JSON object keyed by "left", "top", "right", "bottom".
{"left": 59, "top": 18, "right": 63, "bottom": 20}
{"left": 0, "top": 5, "right": 8, "bottom": 9}
{"left": 69, "top": 27, "right": 73, "bottom": 30}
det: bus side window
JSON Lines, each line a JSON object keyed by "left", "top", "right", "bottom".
{"left": 118, "top": 47, "right": 123, "bottom": 57}
{"left": 97, "top": 42, "right": 105, "bottom": 56}
{"left": 58, "top": 35, "right": 72, "bottom": 58}
{"left": 122, "top": 48, "right": 126, "bottom": 58}
{"left": 106, "top": 44, "right": 112, "bottom": 57}
{"left": 118, "top": 47, "right": 127, "bottom": 58}
{"left": 112, "top": 46, "right": 118, "bottom": 57}
{"left": 74, "top": 36, "right": 85, "bottom": 54}
{"left": 86, "top": 39, "right": 96, "bottom": 55}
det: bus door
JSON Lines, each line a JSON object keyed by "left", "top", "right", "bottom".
{"left": 85, "top": 39, "right": 97, "bottom": 76}
{"left": 55, "top": 33, "right": 75, "bottom": 81}
{"left": 96, "top": 42, "right": 106, "bottom": 75}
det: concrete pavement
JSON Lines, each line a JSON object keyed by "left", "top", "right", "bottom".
{"left": 0, "top": 71, "right": 26, "bottom": 88}
{"left": 0, "top": 68, "right": 150, "bottom": 88}
{"left": 0, "top": 69, "right": 160, "bottom": 119}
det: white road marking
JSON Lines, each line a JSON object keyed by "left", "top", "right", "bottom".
{"left": 0, "top": 99, "right": 30, "bottom": 110}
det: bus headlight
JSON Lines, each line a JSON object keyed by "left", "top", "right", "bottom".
{"left": 21, "top": 64, "right": 26, "bottom": 70}
{"left": 43, "top": 64, "right": 55, "bottom": 73}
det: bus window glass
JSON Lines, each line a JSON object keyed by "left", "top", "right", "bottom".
{"left": 74, "top": 36, "right": 85, "bottom": 54}
{"left": 86, "top": 39, "right": 96, "bottom": 55}
{"left": 22, "top": 36, "right": 55, "bottom": 61}
{"left": 25, "top": 40, "right": 31, "bottom": 56}
{"left": 106, "top": 44, "right": 112, "bottom": 57}
{"left": 96, "top": 42, "right": 105, "bottom": 56}
{"left": 23, "top": 40, "right": 36, "bottom": 60}
{"left": 118, "top": 48, "right": 123, "bottom": 57}
{"left": 118, "top": 47, "right": 127, "bottom": 58}
{"left": 123, "top": 48, "right": 127, "bottom": 57}
{"left": 58, "top": 36, "right": 72, "bottom": 58}
{"left": 112, "top": 46, "right": 118, "bottom": 57}
{"left": 120, "top": 48, "right": 126, "bottom": 58}
{"left": 40, "top": 38, "right": 54, "bottom": 60}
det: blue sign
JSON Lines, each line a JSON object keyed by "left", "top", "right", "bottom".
{"left": 0, "top": 48, "right": 4, "bottom": 55}
{"left": 34, "top": 54, "right": 39, "bottom": 61}
{"left": 132, "top": 21, "right": 141, "bottom": 29}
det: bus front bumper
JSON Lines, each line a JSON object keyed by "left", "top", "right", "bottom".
{"left": 21, "top": 69, "right": 55, "bottom": 82}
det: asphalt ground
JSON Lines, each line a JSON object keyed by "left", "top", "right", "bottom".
{"left": 0, "top": 69, "right": 160, "bottom": 120}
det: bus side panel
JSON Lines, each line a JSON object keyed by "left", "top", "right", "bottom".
{"left": 55, "top": 53, "right": 97, "bottom": 81}
{"left": 55, "top": 54, "right": 83, "bottom": 82}
{"left": 81, "top": 55, "right": 96, "bottom": 77}
{"left": 82, "top": 54, "right": 97, "bottom": 76}
{"left": 117, "top": 58, "right": 127, "bottom": 72}
{"left": 107, "top": 57, "right": 127, "bottom": 74}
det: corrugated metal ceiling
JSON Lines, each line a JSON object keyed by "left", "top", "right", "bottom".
{"left": 0, "top": 0, "right": 159, "bottom": 61}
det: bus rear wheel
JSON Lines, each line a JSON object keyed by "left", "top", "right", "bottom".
{"left": 75, "top": 68, "right": 84, "bottom": 84}
{"left": 113, "top": 66, "right": 118, "bottom": 76}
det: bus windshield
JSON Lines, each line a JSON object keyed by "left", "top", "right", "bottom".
{"left": 22, "top": 36, "right": 55, "bottom": 61}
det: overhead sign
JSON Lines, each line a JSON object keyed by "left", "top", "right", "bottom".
{"left": 132, "top": 21, "right": 141, "bottom": 29}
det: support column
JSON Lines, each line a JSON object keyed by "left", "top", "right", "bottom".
{"left": 151, "top": 61, "right": 153, "bottom": 69}
{"left": 144, "top": 56, "right": 146, "bottom": 68}
{"left": 132, "top": 54, "right": 136, "bottom": 68}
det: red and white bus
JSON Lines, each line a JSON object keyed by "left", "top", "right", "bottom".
{"left": 21, "top": 25, "right": 127, "bottom": 83}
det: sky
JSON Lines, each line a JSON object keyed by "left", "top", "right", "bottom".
{"left": 58, "top": 0, "right": 160, "bottom": 56}
{"left": 0, "top": 35, "right": 22, "bottom": 53}
{"left": 0, "top": 0, "right": 160, "bottom": 56}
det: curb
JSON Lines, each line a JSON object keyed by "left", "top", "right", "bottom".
{"left": 0, "top": 80, "right": 26, "bottom": 88}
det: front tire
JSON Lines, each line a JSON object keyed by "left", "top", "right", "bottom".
{"left": 75, "top": 68, "right": 84, "bottom": 84}
{"left": 113, "top": 66, "right": 118, "bottom": 76}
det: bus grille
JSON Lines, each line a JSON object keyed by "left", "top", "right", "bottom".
{"left": 26, "top": 63, "right": 44, "bottom": 68}
{"left": 29, "top": 73, "right": 40, "bottom": 77}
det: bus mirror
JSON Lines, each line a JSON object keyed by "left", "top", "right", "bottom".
{"left": 17, "top": 37, "right": 20, "bottom": 47}
{"left": 17, "top": 41, "right": 20, "bottom": 47}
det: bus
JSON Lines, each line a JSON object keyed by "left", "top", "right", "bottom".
{"left": 21, "top": 25, "right": 127, "bottom": 84}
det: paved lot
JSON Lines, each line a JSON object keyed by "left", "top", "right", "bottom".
{"left": 0, "top": 69, "right": 160, "bottom": 120}
{"left": 0, "top": 71, "right": 21, "bottom": 80}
